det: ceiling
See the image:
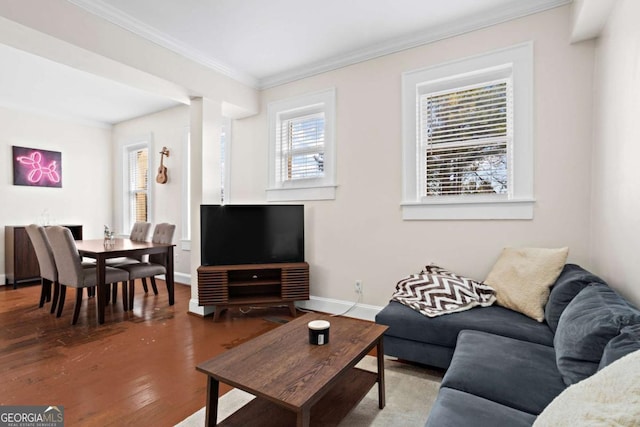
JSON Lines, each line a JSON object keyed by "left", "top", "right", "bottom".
{"left": 0, "top": 43, "right": 182, "bottom": 126}
{"left": 1, "top": 0, "right": 571, "bottom": 126}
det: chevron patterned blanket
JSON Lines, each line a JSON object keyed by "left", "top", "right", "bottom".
{"left": 392, "top": 265, "right": 496, "bottom": 317}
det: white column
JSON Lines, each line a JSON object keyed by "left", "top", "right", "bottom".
{"left": 189, "top": 97, "right": 223, "bottom": 316}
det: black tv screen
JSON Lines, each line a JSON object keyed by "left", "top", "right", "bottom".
{"left": 200, "top": 204, "right": 305, "bottom": 266}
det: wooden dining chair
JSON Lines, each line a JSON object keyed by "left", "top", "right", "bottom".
{"left": 118, "top": 223, "right": 175, "bottom": 310}
{"left": 46, "top": 226, "right": 130, "bottom": 324}
{"left": 25, "top": 224, "right": 59, "bottom": 310}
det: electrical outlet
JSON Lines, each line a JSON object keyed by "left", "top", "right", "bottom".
{"left": 355, "top": 280, "right": 363, "bottom": 294}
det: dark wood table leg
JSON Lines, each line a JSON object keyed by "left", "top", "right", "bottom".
{"left": 122, "top": 281, "right": 129, "bottom": 311}
{"left": 166, "top": 245, "right": 175, "bottom": 306}
{"left": 97, "top": 256, "right": 106, "bottom": 324}
{"left": 377, "top": 337, "right": 386, "bottom": 409}
{"left": 297, "top": 407, "right": 310, "bottom": 427}
{"left": 205, "top": 376, "right": 220, "bottom": 427}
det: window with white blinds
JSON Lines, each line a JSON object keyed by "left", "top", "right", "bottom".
{"left": 420, "top": 79, "right": 511, "bottom": 197}
{"left": 128, "top": 146, "right": 148, "bottom": 224}
{"left": 401, "top": 42, "right": 534, "bottom": 220}
{"left": 277, "top": 112, "right": 325, "bottom": 182}
{"left": 267, "top": 88, "right": 336, "bottom": 201}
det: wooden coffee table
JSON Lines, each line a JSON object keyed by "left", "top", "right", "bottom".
{"left": 196, "top": 313, "right": 388, "bottom": 427}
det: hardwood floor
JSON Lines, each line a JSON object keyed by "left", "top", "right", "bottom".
{"left": 0, "top": 280, "right": 295, "bottom": 426}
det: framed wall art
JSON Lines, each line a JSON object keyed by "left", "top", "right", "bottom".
{"left": 13, "top": 145, "right": 62, "bottom": 188}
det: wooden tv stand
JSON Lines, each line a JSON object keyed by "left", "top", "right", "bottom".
{"left": 197, "top": 262, "right": 309, "bottom": 322}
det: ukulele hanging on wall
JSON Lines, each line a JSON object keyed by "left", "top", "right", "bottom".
{"left": 156, "top": 146, "right": 170, "bottom": 184}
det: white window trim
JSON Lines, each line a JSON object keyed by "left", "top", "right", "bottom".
{"left": 401, "top": 42, "right": 535, "bottom": 220}
{"left": 121, "top": 135, "right": 153, "bottom": 235}
{"left": 267, "top": 88, "right": 337, "bottom": 201}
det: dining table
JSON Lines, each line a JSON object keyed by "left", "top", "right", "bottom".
{"left": 75, "top": 238, "right": 175, "bottom": 324}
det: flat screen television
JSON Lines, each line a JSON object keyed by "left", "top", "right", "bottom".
{"left": 200, "top": 204, "right": 305, "bottom": 266}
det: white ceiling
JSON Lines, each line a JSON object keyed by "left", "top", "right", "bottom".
{"left": 1, "top": 0, "right": 571, "bottom": 126}
{"left": 0, "top": 43, "right": 182, "bottom": 126}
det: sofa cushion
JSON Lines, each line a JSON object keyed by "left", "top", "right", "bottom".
{"left": 391, "top": 265, "right": 495, "bottom": 318}
{"left": 533, "top": 350, "right": 640, "bottom": 427}
{"left": 544, "top": 264, "right": 607, "bottom": 333}
{"left": 441, "top": 330, "right": 566, "bottom": 415}
{"left": 484, "top": 247, "right": 569, "bottom": 322}
{"left": 554, "top": 284, "right": 640, "bottom": 385}
{"left": 425, "top": 387, "right": 537, "bottom": 427}
{"left": 376, "top": 301, "right": 554, "bottom": 349}
{"left": 382, "top": 334, "right": 455, "bottom": 369}
{"left": 598, "top": 324, "right": 640, "bottom": 370}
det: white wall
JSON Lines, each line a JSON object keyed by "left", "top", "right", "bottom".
{"left": 0, "top": 107, "right": 112, "bottom": 283}
{"left": 232, "top": 5, "right": 596, "bottom": 311}
{"left": 590, "top": 0, "right": 640, "bottom": 306}
{"left": 111, "top": 105, "right": 191, "bottom": 280}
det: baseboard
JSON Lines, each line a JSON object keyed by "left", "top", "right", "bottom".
{"left": 0, "top": 274, "right": 6, "bottom": 286}
{"left": 296, "top": 296, "right": 384, "bottom": 322}
{"left": 157, "top": 271, "right": 191, "bottom": 285}
{"left": 174, "top": 271, "right": 191, "bottom": 285}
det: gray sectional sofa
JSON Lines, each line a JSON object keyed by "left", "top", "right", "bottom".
{"left": 375, "top": 264, "right": 640, "bottom": 426}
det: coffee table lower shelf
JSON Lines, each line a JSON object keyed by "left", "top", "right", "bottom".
{"left": 218, "top": 367, "right": 379, "bottom": 427}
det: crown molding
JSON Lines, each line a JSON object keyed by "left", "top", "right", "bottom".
{"left": 67, "top": 0, "right": 569, "bottom": 91}
{"left": 66, "top": 0, "right": 259, "bottom": 88}
{"left": 258, "top": 0, "right": 570, "bottom": 89}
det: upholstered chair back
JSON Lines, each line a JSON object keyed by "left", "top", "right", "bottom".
{"left": 46, "top": 226, "right": 84, "bottom": 288}
{"left": 25, "top": 224, "right": 57, "bottom": 282}
{"left": 129, "top": 222, "right": 151, "bottom": 242}
{"left": 128, "top": 222, "right": 152, "bottom": 262}
{"left": 149, "top": 223, "right": 175, "bottom": 265}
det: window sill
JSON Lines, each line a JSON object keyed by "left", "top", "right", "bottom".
{"left": 266, "top": 185, "right": 337, "bottom": 202}
{"left": 401, "top": 198, "right": 535, "bottom": 220}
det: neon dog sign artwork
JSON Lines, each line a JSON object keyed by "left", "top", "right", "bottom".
{"left": 13, "top": 146, "right": 63, "bottom": 188}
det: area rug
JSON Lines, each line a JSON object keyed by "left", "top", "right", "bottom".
{"left": 175, "top": 356, "right": 443, "bottom": 426}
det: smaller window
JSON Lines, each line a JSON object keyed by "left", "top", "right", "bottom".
{"left": 124, "top": 142, "right": 151, "bottom": 232}
{"left": 268, "top": 88, "right": 336, "bottom": 201}
{"left": 278, "top": 112, "right": 325, "bottom": 182}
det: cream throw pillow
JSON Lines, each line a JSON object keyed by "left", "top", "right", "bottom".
{"left": 484, "top": 247, "right": 568, "bottom": 322}
{"left": 533, "top": 350, "right": 640, "bottom": 426}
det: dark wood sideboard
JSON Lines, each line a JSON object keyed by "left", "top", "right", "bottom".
{"left": 4, "top": 225, "right": 83, "bottom": 288}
